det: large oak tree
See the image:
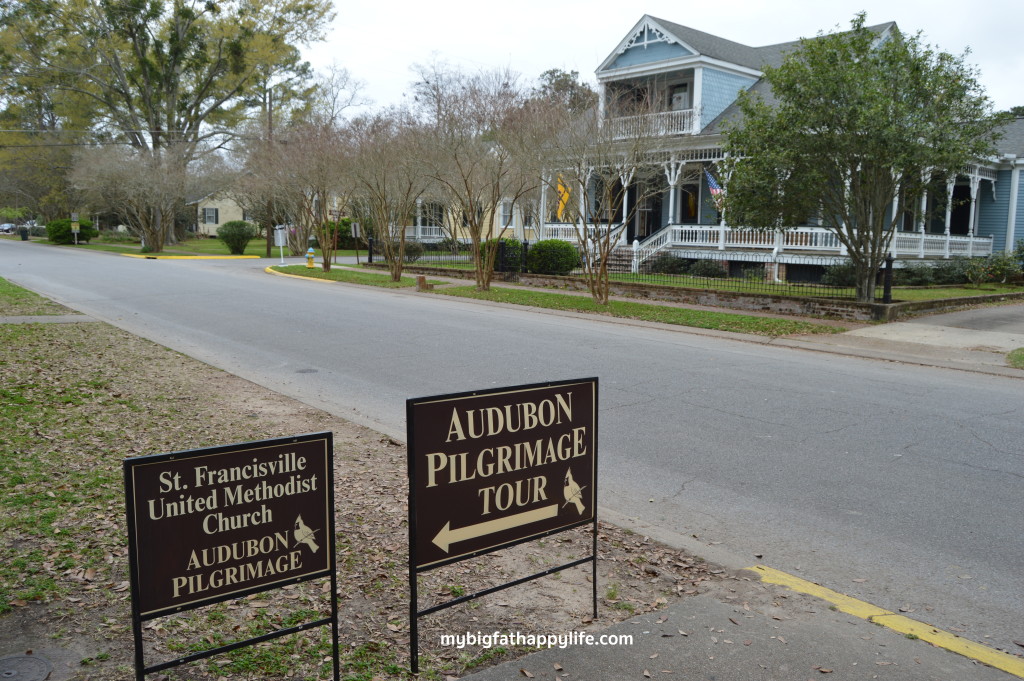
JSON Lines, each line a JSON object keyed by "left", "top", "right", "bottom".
{"left": 0, "top": 0, "right": 332, "bottom": 249}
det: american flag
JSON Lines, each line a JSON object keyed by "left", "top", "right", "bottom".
{"left": 704, "top": 168, "right": 724, "bottom": 211}
{"left": 704, "top": 168, "right": 723, "bottom": 197}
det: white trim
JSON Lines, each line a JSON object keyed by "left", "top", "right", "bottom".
{"left": 598, "top": 54, "right": 762, "bottom": 82}
{"left": 1006, "top": 160, "right": 1021, "bottom": 253}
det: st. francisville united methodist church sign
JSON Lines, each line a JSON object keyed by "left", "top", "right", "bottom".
{"left": 123, "top": 432, "right": 340, "bottom": 680}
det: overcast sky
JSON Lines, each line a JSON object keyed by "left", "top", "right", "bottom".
{"left": 306, "top": 0, "right": 1023, "bottom": 115}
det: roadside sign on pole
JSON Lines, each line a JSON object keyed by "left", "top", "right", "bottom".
{"left": 123, "top": 432, "right": 340, "bottom": 680}
{"left": 408, "top": 378, "right": 597, "bottom": 569}
{"left": 406, "top": 378, "right": 598, "bottom": 673}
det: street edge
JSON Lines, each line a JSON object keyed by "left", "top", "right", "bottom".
{"left": 747, "top": 564, "right": 1024, "bottom": 678}
{"left": 120, "top": 254, "right": 260, "bottom": 260}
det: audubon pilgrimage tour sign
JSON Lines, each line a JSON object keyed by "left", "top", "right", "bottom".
{"left": 408, "top": 378, "right": 597, "bottom": 570}
{"left": 124, "top": 433, "right": 334, "bottom": 619}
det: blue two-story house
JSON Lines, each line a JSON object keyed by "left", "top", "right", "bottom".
{"left": 537, "top": 15, "right": 1024, "bottom": 280}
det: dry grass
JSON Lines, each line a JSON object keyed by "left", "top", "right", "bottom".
{"left": 0, "top": 278, "right": 721, "bottom": 680}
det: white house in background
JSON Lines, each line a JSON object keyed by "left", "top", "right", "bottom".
{"left": 189, "top": 193, "right": 247, "bottom": 236}
{"left": 535, "top": 15, "right": 1022, "bottom": 281}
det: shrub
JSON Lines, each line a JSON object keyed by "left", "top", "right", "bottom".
{"left": 436, "top": 237, "right": 467, "bottom": 254}
{"left": 322, "top": 219, "right": 353, "bottom": 249}
{"left": 893, "top": 262, "right": 935, "bottom": 286}
{"left": 987, "top": 252, "right": 1022, "bottom": 283}
{"left": 216, "top": 221, "right": 256, "bottom": 254}
{"left": 646, "top": 253, "right": 688, "bottom": 275}
{"left": 401, "top": 240, "right": 424, "bottom": 263}
{"left": 45, "top": 218, "right": 97, "bottom": 244}
{"left": 526, "top": 239, "right": 580, "bottom": 275}
{"left": 485, "top": 237, "right": 523, "bottom": 272}
{"left": 964, "top": 257, "right": 991, "bottom": 287}
{"left": 97, "top": 229, "right": 136, "bottom": 244}
{"left": 932, "top": 258, "right": 970, "bottom": 285}
{"left": 687, "top": 259, "right": 727, "bottom": 278}
{"left": 741, "top": 264, "right": 765, "bottom": 282}
{"left": 821, "top": 262, "right": 857, "bottom": 287}
{"left": 28, "top": 225, "right": 47, "bottom": 237}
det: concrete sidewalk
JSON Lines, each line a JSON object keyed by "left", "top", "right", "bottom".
{"left": 465, "top": 572, "right": 1018, "bottom": 680}
{"left": 775, "top": 323, "right": 1023, "bottom": 379}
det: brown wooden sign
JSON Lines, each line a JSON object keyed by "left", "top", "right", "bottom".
{"left": 407, "top": 379, "right": 597, "bottom": 570}
{"left": 123, "top": 433, "right": 334, "bottom": 619}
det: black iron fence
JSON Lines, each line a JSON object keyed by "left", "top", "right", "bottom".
{"left": 367, "top": 238, "right": 896, "bottom": 300}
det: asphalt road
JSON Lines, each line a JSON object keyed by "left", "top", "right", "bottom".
{"left": 2, "top": 241, "right": 1022, "bottom": 655}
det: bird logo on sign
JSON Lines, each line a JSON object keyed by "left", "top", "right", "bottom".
{"left": 563, "top": 468, "right": 586, "bottom": 515}
{"left": 294, "top": 515, "right": 319, "bottom": 553}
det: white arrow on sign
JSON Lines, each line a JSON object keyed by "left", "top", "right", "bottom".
{"left": 432, "top": 504, "right": 558, "bottom": 553}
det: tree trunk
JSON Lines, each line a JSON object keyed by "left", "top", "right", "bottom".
{"left": 855, "top": 268, "right": 877, "bottom": 303}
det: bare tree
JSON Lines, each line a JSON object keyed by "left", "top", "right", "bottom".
{"left": 413, "top": 64, "right": 545, "bottom": 290}
{"left": 71, "top": 145, "right": 234, "bottom": 247}
{"left": 347, "top": 108, "right": 430, "bottom": 281}
{"left": 540, "top": 98, "right": 664, "bottom": 305}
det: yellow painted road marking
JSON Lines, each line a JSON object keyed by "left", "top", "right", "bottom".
{"left": 120, "top": 254, "right": 259, "bottom": 259}
{"left": 748, "top": 565, "right": 1024, "bottom": 678}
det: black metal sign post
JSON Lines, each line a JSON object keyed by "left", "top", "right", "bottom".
{"left": 407, "top": 378, "right": 599, "bottom": 674}
{"left": 123, "top": 432, "right": 340, "bottom": 681}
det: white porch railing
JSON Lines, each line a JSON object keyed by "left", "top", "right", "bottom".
{"left": 541, "top": 223, "right": 993, "bottom": 271}
{"left": 544, "top": 223, "right": 626, "bottom": 244}
{"left": 404, "top": 225, "right": 446, "bottom": 240}
{"left": 609, "top": 109, "right": 695, "bottom": 139}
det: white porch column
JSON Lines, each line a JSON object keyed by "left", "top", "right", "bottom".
{"left": 918, "top": 187, "right": 928, "bottom": 258}
{"left": 943, "top": 178, "right": 954, "bottom": 258}
{"left": 620, "top": 167, "right": 635, "bottom": 245}
{"left": 664, "top": 159, "right": 683, "bottom": 226}
{"left": 1006, "top": 159, "right": 1021, "bottom": 254}
{"left": 968, "top": 175, "right": 981, "bottom": 257}
{"left": 415, "top": 198, "right": 423, "bottom": 240}
{"left": 539, "top": 175, "right": 548, "bottom": 241}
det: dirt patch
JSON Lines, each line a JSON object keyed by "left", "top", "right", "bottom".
{"left": 0, "top": 306, "right": 721, "bottom": 680}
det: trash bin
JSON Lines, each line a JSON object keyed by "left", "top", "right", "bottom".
{"left": 19, "top": 227, "right": 29, "bottom": 241}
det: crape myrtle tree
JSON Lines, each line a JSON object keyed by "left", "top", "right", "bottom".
{"left": 347, "top": 108, "right": 430, "bottom": 282}
{"left": 720, "top": 13, "right": 1004, "bottom": 302}
{"left": 231, "top": 65, "right": 363, "bottom": 260}
{"left": 413, "top": 64, "right": 546, "bottom": 291}
{"left": 0, "top": 0, "right": 333, "bottom": 251}
{"left": 539, "top": 94, "right": 664, "bottom": 305}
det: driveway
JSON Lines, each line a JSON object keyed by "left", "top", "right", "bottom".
{"left": 844, "top": 302, "right": 1024, "bottom": 352}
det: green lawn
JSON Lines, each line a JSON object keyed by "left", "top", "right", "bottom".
{"left": 0, "top": 276, "right": 70, "bottom": 315}
{"left": 1008, "top": 348, "right": 1024, "bottom": 369}
{"left": 271, "top": 265, "right": 430, "bottom": 288}
{"left": 888, "top": 284, "right": 1024, "bottom": 301}
{"left": 431, "top": 286, "right": 844, "bottom": 337}
{"left": 42, "top": 236, "right": 365, "bottom": 259}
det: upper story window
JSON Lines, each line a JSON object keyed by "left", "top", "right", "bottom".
{"left": 670, "top": 83, "right": 691, "bottom": 110}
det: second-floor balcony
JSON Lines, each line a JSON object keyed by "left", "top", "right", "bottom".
{"left": 609, "top": 109, "right": 696, "bottom": 139}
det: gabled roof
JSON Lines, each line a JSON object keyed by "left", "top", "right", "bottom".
{"left": 996, "top": 118, "right": 1024, "bottom": 157}
{"left": 598, "top": 15, "right": 898, "bottom": 77}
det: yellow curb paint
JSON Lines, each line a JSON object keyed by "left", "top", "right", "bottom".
{"left": 120, "top": 254, "right": 260, "bottom": 259}
{"left": 264, "top": 266, "right": 334, "bottom": 283}
{"left": 874, "top": 614, "right": 1024, "bottom": 678}
{"left": 749, "top": 565, "right": 892, "bottom": 619}
{"left": 748, "top": 565, "right": 1024, "bottom": 678}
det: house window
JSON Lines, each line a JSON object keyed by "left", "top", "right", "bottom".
{"left": 670, "top": 83, "right": 691, "bottom": 111}
{"left": 501, "top": 201, "right": 514, "bottom": 227}
{"left": 202, "top": 207, "right": 219, "bottom": 225}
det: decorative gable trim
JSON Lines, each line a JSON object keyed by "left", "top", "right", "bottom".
{"left": 618, "top": 18, "right": 679, "bottom": 53}
{"left": 598, "top": 15, "right": 699, "bottom": 74}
